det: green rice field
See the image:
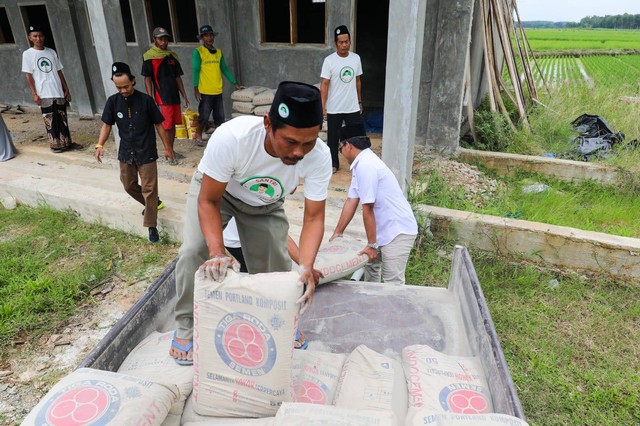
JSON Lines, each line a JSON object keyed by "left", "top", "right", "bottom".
{"left": 525, "top": 28, "right": 640, "bottom": 52}
{"left": 533, "top": 54, "right": 640, "bottom": 90}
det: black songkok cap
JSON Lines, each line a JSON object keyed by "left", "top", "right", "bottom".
{"left": 334, "top": 25, "right": 350, "bottom": 39}
{"left": 339, "top": 123, "right": 371, "bottom": 149}
{"left": 270, "top": 81, "right": 323, "bottom": 129}
{"left": 111, "top": 62, "right": 132, "bottom": 77}
{"left": 27, "top": 24, "right": 44, "bottom": 34}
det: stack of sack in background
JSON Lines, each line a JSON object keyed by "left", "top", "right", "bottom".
{"left": 231, "top": 86, "right": 327, "bottom": 142}
{"left": 231, "top": 86, "right": 271, "bottom": 118}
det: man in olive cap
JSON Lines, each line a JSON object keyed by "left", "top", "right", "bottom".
{"left": 330, "top": 123, "right": 417, "bottom": 285}
{"left": 192, "top": 24, "right": 241, "bottom": 146}
{"left": 95, "top": 62, "right": 174, "bottom": 243}
{"left": 171, "top": 81, "right": 331, "bottom": 364}
{"left": 141, "top": 27, "right": 190, "bottom": 155}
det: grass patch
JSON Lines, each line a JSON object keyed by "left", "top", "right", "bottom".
{"left": 0, "top": 205, "right": 178, "bottom": 349}
{"left": 407, "top": 236, "right": 640, "bottom": 425}
{"left": 413, "top": 165, "right": 640, "bottom": 237}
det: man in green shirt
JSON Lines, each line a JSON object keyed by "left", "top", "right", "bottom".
{"left": 192, "top": 25, "right": 241, "bottom": 146}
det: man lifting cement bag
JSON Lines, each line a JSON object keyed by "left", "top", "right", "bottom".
{"left": 171, "top": 81, "right": 332, "bottom": 365}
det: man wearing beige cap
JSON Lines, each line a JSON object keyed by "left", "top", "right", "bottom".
{"left": 142, "top": 27, "right": 190, "bottom": 156}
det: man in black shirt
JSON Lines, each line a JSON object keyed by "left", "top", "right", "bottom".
{"left": 95, "top": 62, "right": 174, "bottom": 243}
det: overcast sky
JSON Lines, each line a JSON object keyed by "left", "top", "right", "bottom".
{"left": 517, "top": 0, "right": 640, "bottom": 22}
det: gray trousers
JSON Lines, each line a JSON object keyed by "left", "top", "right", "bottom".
{"left": 364, "top": 233, "right": 417, "bottom": 285}
{"left": 174, "top": 170, "right": 291, "bottom": 340}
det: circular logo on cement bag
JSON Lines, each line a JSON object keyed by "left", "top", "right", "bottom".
{"left": 215, "top": 312, "right": 277, "bottom": 376}
{"left": 439, "top": 383, "right": 490, "bottom": 414}
{"left": 35, "top": 380, "right": 121, "bottom": 425}
{"left": 292, "top": 378, "right": 330, "bottom": 404}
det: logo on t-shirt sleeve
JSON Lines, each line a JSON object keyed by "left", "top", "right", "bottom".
{"left": 241, "top": 177, "right": 284, "bottom": 204}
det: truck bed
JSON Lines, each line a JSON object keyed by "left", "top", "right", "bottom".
{"left": 80, "top": 245, "right": 524, "bottom": 419}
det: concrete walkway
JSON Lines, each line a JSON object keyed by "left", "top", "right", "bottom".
{"left": 0, "top": 144, "right": 366, "bottom": 243}
{"left": 4, "top": 144, "right": 640, "bottom": 281}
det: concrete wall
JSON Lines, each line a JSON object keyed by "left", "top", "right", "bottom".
{"left": 1, "top": 3, "right": 30, "bottom": 107}
{"left": 231, "top": 0, "right": 346, "bottom": 88}
{"left": 415, "top": 0, "right": 475, "bottom": 153}
{"left": 0, "top": 0, "right": 94, "bottom": 115}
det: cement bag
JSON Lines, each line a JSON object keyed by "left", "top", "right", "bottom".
{"left": 162, "top": 412, "right": 182, "bottom": 426}
{"left": 405, "top": 410, "right": 529, "bottom": 426}
{"left": 333, "top": 345, "right": 408, "bottom": 425}
{"left": 318, "top": 131, "right": 327, "bottom": 142}
{"left": 253, "top": 89, "right": 276, "bottom": 106}
{"left": 232, "top": 101, "right": 254, "bottom": 114}
{"left": 21, "top": 367, "right": 178, "bottom": 426}
{"left": 193, "top": 270, "right": 302, "bottom": 417}
{"left": 253, "top": 105, "right": 271, "bottom": 117}
{"left": 231, "top": 86, "right": 268, "bottom": 102}
{"left": 181, "top": 393, "right": 274, "bottom": 424}
{"left": 274, "top": 402, "right": 396, "bottom": 426}
{"left": 183, "top": 419, "right": 274, "bottom": 425}
{"left": 314, "top": 235, "right": 369, "bottom": 284}
{"left": 231, "top": 112, "right": 252, "bottom": 119}
{"left": 402, "top": 345, "right": 493, "bottom": 414}
{"left": 118, "top": 330, "right": 194, "bottom": 416}
{"left": 291, "top": 350, "right": 346, "bottom": 405}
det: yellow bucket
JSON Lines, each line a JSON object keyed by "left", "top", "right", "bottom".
{"left": 175, "top": 124, "right": 188, "bottom": 139}
{"left": 182, "top": 109, "right": 198, "bottom": 127}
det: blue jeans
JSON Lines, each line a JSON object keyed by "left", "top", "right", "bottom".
{"left": 198, "top": 94, "right": 225, "bottom": 128}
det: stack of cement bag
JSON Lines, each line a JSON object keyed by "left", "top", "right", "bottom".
{"left": 231, "top": 86, "right": 273, "bottom": 118}
{"left": 21, "top": 236, "right": 529, "bottom": 425}
{"left": 231, "top": 85, "right": 327, "bottom": 142}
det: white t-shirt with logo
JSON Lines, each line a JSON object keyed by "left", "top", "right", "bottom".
{"left": 320, "top": 52, "right": 363, "bottom": 114}
{"left": 348, "top": 149, "right": 418, "bottom": 246}
{"left": 198, "top": 115, "right": 332, "bottom": 207}
{"left": 21, "top": 47, "right": 65, "bottom": 99}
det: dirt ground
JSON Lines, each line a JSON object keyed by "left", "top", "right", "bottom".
{"left": 0, "top": 107, "right": 498, "bottom": 424}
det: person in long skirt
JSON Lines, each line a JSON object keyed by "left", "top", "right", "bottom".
{"left": 0, "top": 114, "right": 16, "bottom": 161}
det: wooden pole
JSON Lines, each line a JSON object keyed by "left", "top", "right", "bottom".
{"left": 465, "top": 47, "right": 479, "bottom": 143}
{"left": 480, "top": 0, "right": 497, "bottom": 112}
{"left": 490, "top": 0, "right": 529, "bottom": 127}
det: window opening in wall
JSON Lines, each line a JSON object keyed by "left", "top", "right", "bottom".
{"left": 120, "top": 0, "right": 136, "bottom": 43}
{"left": 0, "top": 8, "right": 16, "bottom": 44}
{"left": 261, "top": 0, "right": 325, "bottom": 44}
{"left": 20, "top": 5, "right": 56, "bottom": 51}
{"left": 145, "top": 0, "right": 198, "bottom": 43}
